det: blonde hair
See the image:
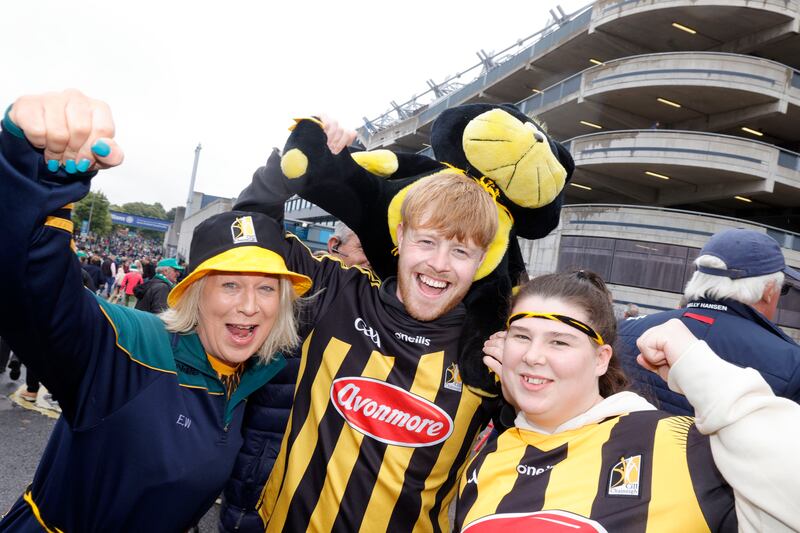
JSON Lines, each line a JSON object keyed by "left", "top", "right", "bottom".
{"left": 160, "top": 275, "right": 301, "bottom": 364}
{"left": 401, "top": 172, "right": 498, "bottom": 249}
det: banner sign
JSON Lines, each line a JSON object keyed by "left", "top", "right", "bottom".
{"left": 110, "top": 211, "right": 171, "bottom": 232}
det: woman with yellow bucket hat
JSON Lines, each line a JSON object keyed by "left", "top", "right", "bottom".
{"left": 0, "top": 90, "right": 311, "bottom": 532}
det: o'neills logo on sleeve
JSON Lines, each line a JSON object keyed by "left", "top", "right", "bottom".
{"left": 463, "top": 511, "right": 608, "bottom": 533}
{"left": 331, "top": 377, "right": 454, "bottom": 447}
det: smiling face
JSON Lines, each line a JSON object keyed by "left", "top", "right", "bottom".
{"left": 395, "top": 223, "right": 485, "bottom": 322}
{"left": 196, "top": 272, "right": 281, "bottom": 365}
{"left": 502, "top": 294, "right": 612, "bottom": 432}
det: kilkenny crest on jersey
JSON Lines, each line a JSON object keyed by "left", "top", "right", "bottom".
{"left": 608, "top": 455, "right": 641, "bottom": 496}
{"left": 444, "top": 362, "right": 463, "bottom": 392}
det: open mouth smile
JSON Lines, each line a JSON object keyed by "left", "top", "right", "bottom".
{"left": 416, "top": 273, "right": 450, "bottom": 296}
{"left": 520, "top": 374, "right": 553, "bottom": 390}
{"left": 226, "top": 324, "right": 258, "bottom": 345}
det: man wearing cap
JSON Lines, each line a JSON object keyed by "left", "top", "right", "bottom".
{"left": 134, "top": 257, "right": 185, "bottom": 314}
{"left": 618, "top": 228, "right": 800, "bottom": 415}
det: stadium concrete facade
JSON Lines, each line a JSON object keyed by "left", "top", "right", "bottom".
{"left": 284, "top": 0, "right": 800, "bottom": 335}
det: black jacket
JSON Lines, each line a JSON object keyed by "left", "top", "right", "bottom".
{"left": 218, "top": 357, "right": 299, "bottom": 532}
{"left": 82, "top": 263, "right": 103, "bottom": 291}
{"left": 134, "top": 275, "right": 171, "bottom": 314}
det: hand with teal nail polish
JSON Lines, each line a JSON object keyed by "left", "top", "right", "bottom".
{"left": 92, "top": 140, "right": 111, "bottom": 157}
{"left": 8, "top": 91, "right": 124, "bottom": 173}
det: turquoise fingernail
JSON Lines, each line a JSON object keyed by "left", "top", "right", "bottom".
{"left": 91, "top": 140, "right": 110, "bottom": 157}
{"left": 47, "top": 159, "right": 60, "bottom": 172}
{"left": 77, "top": 159, "right": 92, "bottom": 172}
{"left": 64, "top": 159, "right": 77, "bottom": 174}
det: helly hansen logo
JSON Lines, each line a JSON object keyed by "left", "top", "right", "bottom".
{"left": 231, "top": 216, "right": 257, "bottom": 244}
{"left": 463, "top": 511, "right": 608, "bottom": 532}
{"left": 608, "top": 455, "right": 641, "bottom": 496}
{"left": 331, "top": 377, "right": 454, "bottom": 447}
{"left": 354, "top": 317, "right": 381, "bottom": 348}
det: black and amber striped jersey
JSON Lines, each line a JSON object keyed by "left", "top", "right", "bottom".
{"left": 455, "top": 410, "right": 737, "bottom": 532}
{"left": 258, "top": 235, "right": 497, "bottom": 532}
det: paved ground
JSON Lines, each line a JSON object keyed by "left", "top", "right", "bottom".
{"left": 0, "top": 367, "right": 219, "bottom": 531}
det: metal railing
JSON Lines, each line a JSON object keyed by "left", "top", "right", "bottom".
{"left": 359, "top": 2, "right": 594, "bottom": 137}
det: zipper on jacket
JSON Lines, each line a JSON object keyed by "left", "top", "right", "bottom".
{"left": 234, "top": 508, "right": 245, "bottom": 531}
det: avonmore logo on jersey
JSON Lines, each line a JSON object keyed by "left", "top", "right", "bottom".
{"left": 463, "top": 511, "right": 608, "bottom": 533}
{"left": 331, "top": 377, "right": 454, "bottom": 448}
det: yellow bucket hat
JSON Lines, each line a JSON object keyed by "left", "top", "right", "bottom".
{"left": 167, "top": 211, "right": 311, "bottom": 307}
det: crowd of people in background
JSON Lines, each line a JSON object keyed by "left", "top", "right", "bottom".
{"left": 74, "top": 230, "right": 171, "bottom": 305}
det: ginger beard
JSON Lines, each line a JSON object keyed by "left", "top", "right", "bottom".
{"left": 395, "top": 225, "right": 484, "bottom": 322}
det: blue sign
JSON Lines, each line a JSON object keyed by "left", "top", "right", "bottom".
{"left": 110, "top": 211, "right": 171, "bottom": 232}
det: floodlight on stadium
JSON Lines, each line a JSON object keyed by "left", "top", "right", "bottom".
{"left": 741, "top": 127, "right": 764, "bottom": 137}
{"left": 645, "top": 171, "right": 671, "bottom": 180}
{"left": 671, "top": 22, "right": 697, "bottom": 34}
{"left": 657, "top": 97, "right": 682, "bottom": 108}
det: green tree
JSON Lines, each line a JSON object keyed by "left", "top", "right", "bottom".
{"left": 165, "top": 206, "right": 178, "bottom": 222}
{"left": 119, "top": 201, "right": 168, "bottom": 220}
{"left": 73, "top": 190, "right": 112, "bottom": 235}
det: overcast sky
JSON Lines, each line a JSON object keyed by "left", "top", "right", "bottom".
{"left": 3, "top": 0, "right": 589, "bottom": 211}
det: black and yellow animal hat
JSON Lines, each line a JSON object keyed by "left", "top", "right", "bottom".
{"left": 431, "top": 103, "right": 574, "bottom": 214}
{"left": 243, "top": 103, "right": 572, "bottom": 394}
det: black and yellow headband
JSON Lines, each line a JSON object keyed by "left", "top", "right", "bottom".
{"left": 506, "top": 312, "right": 605, "bottom": 345}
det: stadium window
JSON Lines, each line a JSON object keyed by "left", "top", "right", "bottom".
{"left": 557, "top": 236, "right": 695, "bottom": 293}
{"left": 609, "top": 240, "right": 689, "bottom": 293}
{"left": 557, "top": 236, "right": 614, "bottom": 280}
{"left": 557, "top": 235, "right": 800, "bottom": 331}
